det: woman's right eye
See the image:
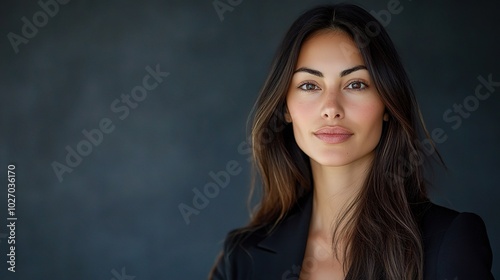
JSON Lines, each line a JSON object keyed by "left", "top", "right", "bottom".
{"left": 298, "top": 83, "right": 320, "bottom": 91}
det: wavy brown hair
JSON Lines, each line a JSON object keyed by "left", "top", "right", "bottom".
{"left": 213, "top": 4, "right": 442, "bottom": 280}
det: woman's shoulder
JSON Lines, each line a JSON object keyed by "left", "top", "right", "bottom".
{"left": 418, "top": 201, "right": 490, "bottom": 240}
{"left": 222, "top": 193, "right": 313, "bottom": 251}
{"left": 210, "top": 225, "right": 273, "bottom": 280}
{"left": 211, "top": 194, "right": 313, "bottom": 279}
{"left": 418, "top": 202, "right": 494, "bottom": 279}
{"left": 222, "top": 225, "right": 271, "bottom": 254}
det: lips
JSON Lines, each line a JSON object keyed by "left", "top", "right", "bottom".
{"left": 313, "top": 126, "right": 353, "bottom": 144}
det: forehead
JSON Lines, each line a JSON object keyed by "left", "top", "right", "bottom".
{"left": 296, "top": 30, "right": 364, "bottom": 70}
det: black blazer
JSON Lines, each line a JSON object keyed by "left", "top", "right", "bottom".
{"left": 212, "top": 194, "right": 494, "bottom": 279}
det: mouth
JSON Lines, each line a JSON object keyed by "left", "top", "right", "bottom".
{"left": 313, "top": 126, "right": 353, "bottom": 144}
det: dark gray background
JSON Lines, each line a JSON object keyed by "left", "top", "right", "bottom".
{"left": 1, "top": 0, "right": 499, "bottom": 279}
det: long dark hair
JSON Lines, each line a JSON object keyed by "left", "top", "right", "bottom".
{"left": 214, "top": 4, "right": 442, "bottom": 280}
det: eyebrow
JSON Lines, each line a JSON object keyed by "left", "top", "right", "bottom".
{"left": 293, "top": 65, "right": 367, "bottom": 78}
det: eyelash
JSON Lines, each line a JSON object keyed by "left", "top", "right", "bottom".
{"left": 345, "top": 80, "right": 368, "bottom": 90}
{"left": 298, "top": 81, "right": 320, "bottom": 91}
{"left": 297, "top": 80, "right": 368, "bottom": 92}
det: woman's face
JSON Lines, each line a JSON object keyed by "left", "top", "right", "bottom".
{"left": 286, "top": 30, "right": 386, "bottom": 168}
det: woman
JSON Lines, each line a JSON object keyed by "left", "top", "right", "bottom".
{"left": 210, "top": 4, "right": 493, "bottom": 280}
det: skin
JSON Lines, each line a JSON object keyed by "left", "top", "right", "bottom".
{"left": 285, "top": 30, "right": 387, "bottom": 279}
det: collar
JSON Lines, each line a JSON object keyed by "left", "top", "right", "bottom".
{"left": 256, "top": 193, "right": 313, "bottom": 256}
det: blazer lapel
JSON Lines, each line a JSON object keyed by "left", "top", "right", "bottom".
{"left": 253, "top": 193, "right": 313, "bottom": 279}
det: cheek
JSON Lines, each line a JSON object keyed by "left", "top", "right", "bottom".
{"left": 348, "top": 97, "right": 385, "bottom": 124}
{"left": 361, "top": 106, "right": 384, "bottom": 123}
{"left": 287, "top": 99, "right": 317, "bottom": 143}
{"left": 287, "top": 98, "right": 315, "bottom": 125}
{"left": 290, "top": 108, "right": 309, "bottom": 137}
{"left": 352, "top": 101, "right": 385, "bottom": 140}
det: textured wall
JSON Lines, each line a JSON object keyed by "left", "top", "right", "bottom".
{"left": 1, "top": 0, "right": 499, "bottom": 279}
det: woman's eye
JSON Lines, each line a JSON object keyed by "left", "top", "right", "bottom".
{"left": 346, "top": 81, "right": 367, "bottom": 90}
{"left": 299, "top": 83, "right": 320, "bottom": 91}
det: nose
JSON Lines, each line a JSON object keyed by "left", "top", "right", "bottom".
{"left": 321, "top": 89, "right": 344, "bottom": 119}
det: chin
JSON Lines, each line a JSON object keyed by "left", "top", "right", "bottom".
{"left": 308, "top": 150, "right": 375, "bottom": 169}
{"left": 309, "top": 156, "right": 354, "bottom": 168}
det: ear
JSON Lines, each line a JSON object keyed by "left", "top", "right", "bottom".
{"left": 383, "top": 112, "right": 389, "bottom": 122}
{"left": 284, "top": 107, "right": 292, "bottom": 123}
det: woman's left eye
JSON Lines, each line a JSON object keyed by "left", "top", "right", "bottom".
{"left": 346, "top": 81, "right": 367, "bottom": 90}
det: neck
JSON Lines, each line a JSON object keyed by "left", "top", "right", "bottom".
{"left": 309, "top": 153, "right": 374, "bottom": 238}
